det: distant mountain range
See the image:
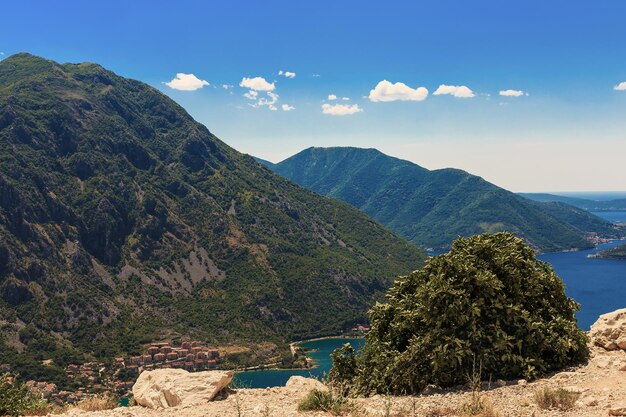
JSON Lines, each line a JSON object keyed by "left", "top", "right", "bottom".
{"left": 0, "top": 54, "right": 426, "bottom": 381}
{"left": 260, "top": 147, "right": 622, "bottom": 252}
{"left": 520, "top": 193, "right": 626, "bottom": 212}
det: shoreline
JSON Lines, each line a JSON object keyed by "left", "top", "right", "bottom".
{"left": 542, "top": 238, "right": 626, "bottom": 256}
{"left": 290, "top": 333, "right": 357, "bottom": 349}
{"left": 236, "top": 335, "right": 364, "bottom": 375}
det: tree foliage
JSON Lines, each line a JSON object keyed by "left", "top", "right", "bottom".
{"left": 331, "top": 233, "right": 589, "bottom": 395}
{"left": 0, "top": 374, "right": 47, "bottom": 417}
{"left": 328, "top": 343, "right": 357, "bottom": 389}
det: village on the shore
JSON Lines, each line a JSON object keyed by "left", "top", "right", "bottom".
{"left": 22, "top": 340, "right": 221, "bottom": 406}
{"left": 20, "top": 325, "right": 373, "bottom": 407}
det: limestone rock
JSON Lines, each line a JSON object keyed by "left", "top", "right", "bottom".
{"left": 132, "top": 368, "right": 233, "bottom": 409}
{"left": 609, "top": 407, "right": 626, "bottom": 416}
{"left": 284, "top": 376, "right": 326, "bottom": 394}
{"left": 589, "top": 308, "right": 626, "bottom": 351}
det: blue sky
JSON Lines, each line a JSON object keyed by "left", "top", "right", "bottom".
{"left": 2, "top": 0, "right": 626, "bottom": 191}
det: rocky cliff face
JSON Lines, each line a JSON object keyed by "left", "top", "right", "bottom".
{"left": 590, "top": 308, "right": 626, "bottom": 351}
{"left": 0, "top": 53, "right": 425, "bottom": 375}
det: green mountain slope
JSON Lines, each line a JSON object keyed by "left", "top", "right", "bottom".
{"left": 253, "top": 156, "right": 275, "bottom": 168}
{"left": 265, "top": 147, "right": 621, "bottom": 251}
{"left": 0, "top": 54, "right": 426, "bottom": 378}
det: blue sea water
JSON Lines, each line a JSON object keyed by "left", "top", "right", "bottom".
{"left": 539, "top": 242, "right": 626, "bottom": 329}
{"left": 233, "top": 338, "right": 365, "bottom": 388}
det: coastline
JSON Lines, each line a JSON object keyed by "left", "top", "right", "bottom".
{"left": 290, "top": 334, "right": 359, "bottom": 350}
{"left": 236, "top": 335, "right": 365, "bottom": 376}
{"left": 539, "top": 238, "right": 625, "bottom": 256}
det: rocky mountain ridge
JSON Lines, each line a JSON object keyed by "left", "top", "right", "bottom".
{"left": 0, "top": 53, "right": 425, "bottom": 382}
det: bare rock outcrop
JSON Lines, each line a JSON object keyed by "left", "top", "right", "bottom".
{"left": 590, "top": 308, "right": 626, "bottom": 351}
{"left": 284, "top": 375, "right": 326, "bottom": 394}
{"left": 132, "top": 369, "right": 233, "bottom": 409}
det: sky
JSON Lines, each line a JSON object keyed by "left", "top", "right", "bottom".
{"left": 2, "top": 0, "right": 626, "bottom": 192}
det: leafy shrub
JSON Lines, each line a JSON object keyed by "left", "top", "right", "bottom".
{"left": 332, "top": 233, "right": 589, "bottom": 395}
{"left": 0, "top": 373, "right": 48, "bottom": 417}
{"left": 534, "top": 387, "right": 580, "bottom": 410}
{"left": 328, "top": 343, "right": 357, "bottom": 389}
{"left": 297, "top": 389, "right": 347, "bottom": 414}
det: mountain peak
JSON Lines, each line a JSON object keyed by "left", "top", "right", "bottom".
{"left": 268, "top": 147, "right": 619, "bottom": 251}
{"left": 0, "top": 54, "right": 425, "bottom": 384}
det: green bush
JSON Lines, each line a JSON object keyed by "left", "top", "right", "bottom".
{"left": 297, "top": 389, "right": 347, "bottom": 414}
{"left": 332, "top": 233, "right": 589, "bottom": 395}
{"left": 328, "top": 343, "right": 357, "bottom": 389}
{"left": 0, "top": 373, "right": 48, "bottom": 417}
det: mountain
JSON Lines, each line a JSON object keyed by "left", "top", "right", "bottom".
{"left": 521, "top": 193, "right": 626, "bottom": 212}
{"left": 263, "top": 147, "right": 621, "bottom": 251}
{"left": 253, "top": 156, "right": 275, "bottom": 168}
{"left": 0, "top": 54, "right": 426, "bottom": 380}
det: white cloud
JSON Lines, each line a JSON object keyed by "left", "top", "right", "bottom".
{"left": 327, "top": 94, "right": 338, "bottom": 101}
{"left": 342, "top": 97, "right": 350, "bottom": 101}
{"left": 433, "top": 84, "right": 475, "bottom": 98}
{"left": 243, "top": 90, "right": 258, "bottom": 100}
{"left": 281, "top": 104, "right": 295, "bottom": 111}
{"left": 222, "top": 84, "right": 234, "bottom": 89}
{"left": 614, "top": 82, "right": 626, "bottom": 91}
{"left": 368, "top": 80, "right": 428, "bottom": 102}
{"left": 240, "top": 76, "right": 275, "bottom": 91}
{"left": 312, "top": 74, "right": 321, "bottom": 77}
{"left": 322, "top": 103, "right": 363, "bottom": 116}
{"left": 278, "top": 70, "right": 296, "bottom": 78}
{"left": 165, "top": 73, "right": 209, "bottom": 91}
{"left": 499, "top": 89, "right": 527, "bottom": 97}
{"left": 248, "top": 91, "right": 279, "bottom": 110}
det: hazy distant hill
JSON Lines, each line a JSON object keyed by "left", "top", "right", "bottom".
{"left": 521, "top": 193, "right": 626, "bottom": 212}
{"left": 0, "top": 54, "right": 426, "bottom": 381}
{"left": 263, "top": 147, "right": 621, "bottom": 251}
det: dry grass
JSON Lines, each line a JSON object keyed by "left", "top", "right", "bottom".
{"left": 50, "top": 393, "right": 118, "bottom": 414}
{"left": 75, "top": 393, "right": 118, "bottom": 412}
{"left": 425, "top": 407, "right": 456, "bottom": 416}
{"left": 459, "top": 392, "right": 503, "bottom": 417}
{"left": 21, "top": 403, "right": 56, "bottom": 416}
{"left": 533, "top": 387, "right": 580, "bottom": 411}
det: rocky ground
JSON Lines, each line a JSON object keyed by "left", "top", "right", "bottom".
{"left": 52, "top": 309, "right": 626, "bottom": 417}
{"left": 51, "top": 347, "right": 626, "bottom": 417}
